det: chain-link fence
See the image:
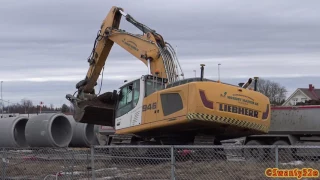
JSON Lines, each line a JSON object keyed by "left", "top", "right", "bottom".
{"left": 1, "top": 145, "right": 320, "bottom": 179}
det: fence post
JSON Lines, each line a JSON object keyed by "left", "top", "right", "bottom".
{"left": 275, "top": 145, "right": 278, "bottom": 168}
{"left": 71, "top": 149, "right": 74, "bottom": 180}
{"left": 171, "top": 146, "right": 175, "bottom": 180}
{"left": 91, "top": 146, "right": 96, "bottom": 180}
{"left": 2, "top": 148, "right": 6, "bottom": 179}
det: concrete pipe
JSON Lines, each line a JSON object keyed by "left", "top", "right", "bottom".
{"left": 67, "top": 115, "right": 97, "bottom": 147}
{"left": 25, "top": 113, "right": 73, "bottom": 147}
{"left": 0, "top": 116, "right": 29, "bottom": 147}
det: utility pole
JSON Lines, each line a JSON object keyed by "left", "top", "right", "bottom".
{"left": 218, "top": 63, "right": 221, "bottom": 81}
{"left": 193, "top": 70, "right": 196, "bottom": 77}
{"left": 176, "top": 45, "right": 178, "bottom": 55}
{"left": 1, "top": 81, "right": 3, "bottom": 118}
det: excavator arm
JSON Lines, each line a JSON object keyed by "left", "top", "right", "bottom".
{"left": 76, "top": 6, "right": 182, "bottom": 97}
{"left": 66, "top": 6, "right": 183, "bottom": 125}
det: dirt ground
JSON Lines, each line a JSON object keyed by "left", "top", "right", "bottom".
{"left": 1, "top": 148, "right": 320, "bottom": 180}
{"left": 1, "top": 153, "right": 320, "bottom": 180}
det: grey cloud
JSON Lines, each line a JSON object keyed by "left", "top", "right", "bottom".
{"left": 2, "top": 0, "right": 320, "bottom": 57}
{"left": 1, "top": 0, "right": 320, "bottom": 106}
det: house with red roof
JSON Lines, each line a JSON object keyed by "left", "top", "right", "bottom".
{"left": 282, "top": 84, "right": 320, "bottom": 106}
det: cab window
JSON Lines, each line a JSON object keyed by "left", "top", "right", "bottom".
{"left": 133, "top": 80, "right": 140, "bottom": 105}
{"left": 116, "top": 80, "right": 140, "bottom": 118}
{"left": 118, "top": 86, "right": 128, "bottom": 109}
{"left": 145, "top": 79, "right": 165, "bottom": 97}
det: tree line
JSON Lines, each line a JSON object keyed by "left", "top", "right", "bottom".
{"left": 248, "top": 78, "right": 287, "bottom": 105}
{"left": 0, "top": 98, "right": 72, "bottom": 114}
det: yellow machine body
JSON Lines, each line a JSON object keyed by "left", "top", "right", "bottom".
{"left": 115, "top": 78, "right": 270, "bottom": 140}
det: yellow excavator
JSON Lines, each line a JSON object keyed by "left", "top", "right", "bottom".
{"left": 66, "top": 6, "right": 271, "bottom": 146}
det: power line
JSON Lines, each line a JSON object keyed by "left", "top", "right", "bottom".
{"left": 0, "top": 99, "right": 19, "bottom": 105}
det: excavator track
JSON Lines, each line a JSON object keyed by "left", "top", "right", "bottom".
{"left": 105, "top": 133, "right": 227, "bottom": 160}
{"left": 108, "top": 134, "right": 133, "bottom": 145}
{"left": 107, "top": 134, "right": 221, "bottom": 146}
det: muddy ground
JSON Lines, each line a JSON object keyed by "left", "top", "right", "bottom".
{"left": 1, "top": 148, "right": 319, "bottom": 180}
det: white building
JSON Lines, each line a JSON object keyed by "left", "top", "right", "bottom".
{"left": 282, "top": 84, "right": 320, "bottom": 106}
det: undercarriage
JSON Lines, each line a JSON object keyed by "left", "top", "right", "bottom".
{"left": 102, "top": 133, "right": 227, "bottom": 161}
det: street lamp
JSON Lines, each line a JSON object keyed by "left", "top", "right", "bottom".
{"left": 218, "top": 63, "right": 221, "bottom": 81}
{"left": 7, "top": 100, "right": 9, "bottom": 114}
{"left": 1, "top": 81, "right": 3, "bottom": 118}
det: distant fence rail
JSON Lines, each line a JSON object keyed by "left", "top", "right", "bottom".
{"left": 1, "top": 145, "right": 320, "bottom": 179}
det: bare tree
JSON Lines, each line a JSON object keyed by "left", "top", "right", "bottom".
{"left": 50, "top": 103, "right": 54, "bottom": 110}
{"left": 249, "top": 78, "right": 287, "bottom": 105}
{"left": 0, "top": 101, "right": 3, "bottom": 114}
{"left": 61, "top": 104, "right": 70, "bottom": 113}
{"left": 21, "top": 98, "right": 33, "bottom": 114}
{"left": 69, "top": 102, "right": 74, "bottom": 113}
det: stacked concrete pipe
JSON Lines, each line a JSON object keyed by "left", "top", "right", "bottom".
{"left": 25, "top": 113, "right": 73, "bottom": 147}
{"left": 67, "top": 115, "right": 98, "bottom": 147}
{"left": 0, "top": 116, "right": 29, "bottom": 147}
{"left": 0, "top": 113, "right": 100, "bottom": 148}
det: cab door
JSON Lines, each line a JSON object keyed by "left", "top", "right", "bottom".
{"left": 130, "top": 79, "right": 143, "bottom": 127}
{"left": 141, "top": 79, "right": 159, "bottom": 124}
{"left": 114, "top": 83, "right": 133, "bottom": 130}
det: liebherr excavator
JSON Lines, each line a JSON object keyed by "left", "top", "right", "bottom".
{"left": 66, "top": 6, "right": 271, "bottom": 146}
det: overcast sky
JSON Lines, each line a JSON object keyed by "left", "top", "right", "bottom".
{"left": 1, "top": 0, "right": 320, "bottom": 108}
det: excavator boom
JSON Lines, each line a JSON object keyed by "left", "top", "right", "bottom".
{"left": 80, "top": 6, "right": 182, "bottom": 95}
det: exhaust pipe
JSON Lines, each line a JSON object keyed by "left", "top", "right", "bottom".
{"left": 253, "top": 77, "right": 259, "bottom": 91}
{"left": 25, "top": 113, "right": 73, "bottom": 147}
{"left": 0, "top": 116, "right": 29, "bottom": 147}
{"left": 200, "top": 64, "right": 205, "bottom": 81}
{"left": 67, "top": 115, "right": 97, "bottom": 147}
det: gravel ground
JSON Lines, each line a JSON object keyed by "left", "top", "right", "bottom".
{"left": 1, "top": 148, "right": 319, "bottom": 180}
